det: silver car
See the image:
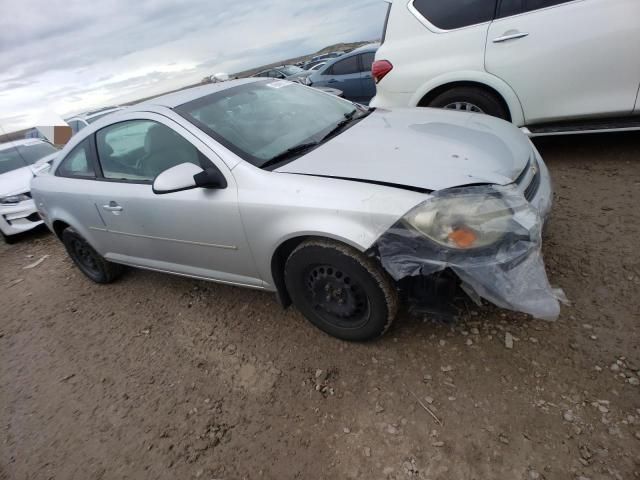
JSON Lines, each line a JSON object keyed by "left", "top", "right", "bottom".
{"left": 31, "top": 79, "right": 561, "bottom": 341}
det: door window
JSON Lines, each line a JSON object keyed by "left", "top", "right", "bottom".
{"left": 329, "top": 56, "right": 359, "bottom": 76}
{"left": 95, "top": 120, "right": 205, "bottom": 182}
{"left": 412, "top": 0, "right": 497, "bottom": 30}
{"left": 57, "top": 139, "right": 95, "bottom": 178}
{"left": 498, "top": 0, "right": 572, "bottom": 17}
{"left": 360, "top": 53, "right": 375, "bottom": 73}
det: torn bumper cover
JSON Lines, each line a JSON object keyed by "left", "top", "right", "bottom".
{"left": 368, "top": 185, "right": 566, "bottom": 321}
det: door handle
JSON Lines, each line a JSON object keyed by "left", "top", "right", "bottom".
{"left": 328, "top": 79, "right": 338, "bottom": 84}
{"left": 493, "top": 32, "right": 529, "bottom": 43}
{"left": 102, "top": 202, "right": 123, "bottom": 212}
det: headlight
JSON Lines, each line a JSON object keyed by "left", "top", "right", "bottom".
{"left": 404, "top": 189, "right": 527, "bottom": 250}
{"left": 0, "top": 193, "right": 31, "bottom": 205}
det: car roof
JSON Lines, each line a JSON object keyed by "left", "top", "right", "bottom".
{"left": 348, "top": 43, "right": 380, "bottom": 54}
{"left": 67, "top": 107, "right": 122, "bottom": 121}
{"left": 137, "top": 78, "right": 263, "bottom": 109}
{"left": 0, "top": 138, "right": 48, "bottom": 152}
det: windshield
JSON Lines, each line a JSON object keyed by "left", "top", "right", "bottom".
{"left": 0, "top": 143, "right": 57, "bottom": 175}
{"left": 280, "top": 65, "right": 305, "bottom": 76}
{"left": 176, "top": 81, "right": 363, "bottom": 168}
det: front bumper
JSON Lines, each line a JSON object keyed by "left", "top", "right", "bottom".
{"left": 0, "top": 198, "right": 43, "bottom": 237}
{"left": 368, "top": 173, "right": 563, "bottom": 321}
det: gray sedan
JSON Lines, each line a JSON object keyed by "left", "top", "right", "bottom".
{"left": 31, "top": 79, "right": 561, "bottom": 341}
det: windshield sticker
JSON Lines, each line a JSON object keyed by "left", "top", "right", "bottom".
{"left": 266, "top": 80, "right": 293, "bottom": 89}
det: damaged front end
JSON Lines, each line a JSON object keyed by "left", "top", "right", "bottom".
{"left": 367, "top": 185, "right": 565, "bottom": 321}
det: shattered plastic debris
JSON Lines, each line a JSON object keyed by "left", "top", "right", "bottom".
{"left": 368, "top": 185, "right": 567, "bottom": 321}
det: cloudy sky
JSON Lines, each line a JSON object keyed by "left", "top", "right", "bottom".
{"left": 0, "top": 0, "right": 387, "bottom": 133}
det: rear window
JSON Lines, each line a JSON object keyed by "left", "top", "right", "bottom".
{"left": 412, "top": 0, "right": 497, "bottom": 30}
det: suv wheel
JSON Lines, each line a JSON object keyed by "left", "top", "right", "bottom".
{"left": 428, "top": 86, "right": 509, "bottom": 120}
{"left": 62, "top": 227, "right": 124, "bottom": 283}
{"left": 284, "top": 239, "right": 398, "bottom": 341}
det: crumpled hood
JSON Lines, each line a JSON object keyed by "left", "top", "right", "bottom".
{"left": 0, "top": 152, "right": 57, "bottom": 196}
{"left": 0, "top": 166, "right": 36, "bottom": 196}
{"left": 276, "top": 108, "right": 533, "bottom": 191}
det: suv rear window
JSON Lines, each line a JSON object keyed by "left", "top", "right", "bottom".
{"left": 412, "top": 0, "right": 497, "bottom": 30}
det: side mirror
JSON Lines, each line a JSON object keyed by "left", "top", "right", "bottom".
{"left": 152, "top": 163, "right": 227, "bottom": 195}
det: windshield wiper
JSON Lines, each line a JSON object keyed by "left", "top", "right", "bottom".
{"left": 261, "top": 142, "right": 319, "bottom": 169}
{"left": 319, "top": 109, "right": 359, "bottom": 143}
{"left": 260, "top": 109, "right": 362, "bottom": 170}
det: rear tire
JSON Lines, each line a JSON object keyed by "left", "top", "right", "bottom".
{"left": 428, "top": 86, "right": 509, "bottom": 120}
{"left": 61, "top": 227, "right": 124, "bottom": 283}
{"left": 284, "top": 239, "right": 398, "bottom": 341}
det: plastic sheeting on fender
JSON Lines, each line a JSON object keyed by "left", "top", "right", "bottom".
{"left": 367, "top": 185, "right": 567, "bottom": 321}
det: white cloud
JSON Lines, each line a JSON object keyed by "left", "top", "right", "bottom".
{"left": 0, "top": 0, "right": 386, "bottom": 133}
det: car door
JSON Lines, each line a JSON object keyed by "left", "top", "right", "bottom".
{"left": 485, "top": 0, "right": 640, "bottom": 124}
{"left": 87, "top": 113, "right": 263, "bottom": 288}
{"left": 358, "top": 52, "right": 377, "bottom": 104}
{"left": 317, "top": 55, "right": 363, "bottom": 101}
{"left": 50, "top": 138, "right": 108, "bottom": 246}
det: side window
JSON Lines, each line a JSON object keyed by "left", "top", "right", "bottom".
{"left": 412, "top": 0, "right": 497, "bottom": 30}
{"left": 330, "top": 56, "right": 359, "bottom": 76}
{"left": 360, "top": 53, "right": 375, "bottom": 73}
{"left": 57, "top": 139, "right": 95, "bottom": 178}
{"left": 96, "top": 120, "right": 204, "bottom": 182}
{"left": 498, "top": 0, "right": 571, "bottom": 17}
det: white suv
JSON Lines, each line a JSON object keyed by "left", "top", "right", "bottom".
{"left": 371, "top": 0, "right": 640, "bottom": 135}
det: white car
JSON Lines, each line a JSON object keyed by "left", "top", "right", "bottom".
{"left": 0, "top": 139, "right": 58, "bottom": 243}
{"left": 66, "top": 107, "right": 123, "bottom": 136}
{"left": 372, "top": 0, "right": 640, "bottom": 135}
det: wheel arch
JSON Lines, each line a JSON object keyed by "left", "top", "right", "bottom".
{"left": 52, "top": 219, "right": 71, "bottom": 240}
{"left": 269, "top": 233, "right": 372, "bottom": 308}
{"left": 409, "top": 72, "right": 525, "bottom": 126}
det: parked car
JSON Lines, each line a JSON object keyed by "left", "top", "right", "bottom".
{"left": 66, "top": 107, "right": 123, "bottom": 136}
{"left": 306, "top": 44, "right": 378, "bottom": 104}
{"left": 251, "top": 65, "right": 311, "bottom": 83}
{"left": 372, "top": 0, "right": 640, "bottom": 135}
{"left": 301, "top": 60, "right": 327, "bottom": 71}
{"left": 311, "top": 51, "right": 345, "bottom": 63}
{"left": 32, "top": 78, "right": 560, "bottom": 341}
{"left": 24, "top": 128, "right": 45, "bottom": 140}
{"left": 307, "top": 61, "right": 327, "bottom": 72}
{"left": 0, "top": 139, "right": 58, "bottom": 243}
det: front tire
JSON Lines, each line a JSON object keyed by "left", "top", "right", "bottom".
{"left": 427, "top": 86, "right": 509, "bottom": 120}
{"left": 1, "top": 230, "right": 17, "bottom": 244}
{"left": 61, "top": 227, "right": 124, "bottom": 283}
{"left": 284, "top": 239, "right": 398, "bottom": 341}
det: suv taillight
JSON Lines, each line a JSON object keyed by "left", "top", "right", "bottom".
{"left": 372, "top": 60, "right": 393, "bottom": 83}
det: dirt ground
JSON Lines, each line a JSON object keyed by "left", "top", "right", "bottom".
{"left": 1, "top": 133, "right": 639, "bottom": 480}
